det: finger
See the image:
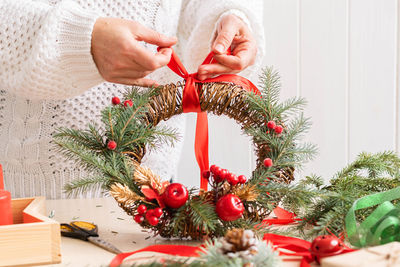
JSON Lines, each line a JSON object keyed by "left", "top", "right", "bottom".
{"left": 213, "top": 45, "right": 255, "bottom": 71}
{"left": 197, "top": 63, "right": 239, "bottom": 80}
{"left": 114, "top": 77, "right": 160, "bottom": 87}
{"left": 212, "top": 21, "right": 238, "bottom": 54}
{"left": 134, "top": 23, "right": 177, "bottom": 47}
{"left": 130, "top": 45, "right": 172, "bottom": 70}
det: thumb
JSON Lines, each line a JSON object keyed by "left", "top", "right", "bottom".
{"left": 135, "top": 23, "right": 177, "bottom": 47}
{"left": 213, "top": 24, "right": 237, "bottom": 54}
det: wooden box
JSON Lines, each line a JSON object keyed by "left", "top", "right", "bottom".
{"left": 0, "top": 197, "right": 61, "bottom": 266}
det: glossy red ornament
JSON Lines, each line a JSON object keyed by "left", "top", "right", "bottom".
{"left": 163, "top": 183, "right": 189, "bottom": 209}
{"left": 107, "top": 140, "right": 117, "bottom": 150}
{"left": 137, "top": 204, "right": 147, "bottom": 215}
{"left": 267, "top": 121, "right": 276, "bottom": 129}
{"left": 263, "top": 158, "right": 273, "bottom": 167}
{"left": 134, "top": 214, "right": 144, "bottom": 224}
{"left": 124, "top": 99, "right": 133, "bottom": 107}
{"left": 111, "top": 96, "right": 121, "bottom": 105}
{"left": 310, "top": 235, "right": 345, "bottom": 263}
{"left": 147, "top": 216, "right": 159, "bottom": 226}
{"left": 238, "top": 175, "right": 247, "bottom": 184}
{"left": 216, "top": 194, "right": 244, "bottom": 221}
{"left": 153, "top": 207, "right": 163, "bottom": 218}
{"left": 274, "top": 125, "right": 283, "bottom": 134}
{"left": 226, "top": 173, "right": 239, "bottom": 186}
{"left": 202, "top": 170, "right": 211, "bottom": 179}
{"left": 220, "top": 169, "right": 229, "bottom": 180}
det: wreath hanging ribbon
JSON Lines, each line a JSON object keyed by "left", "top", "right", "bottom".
{"left": 345, "top": 186, "right": 400, "bottom": 247}
{"left": 158, "top": 47, "right": 260, "bottom": 191}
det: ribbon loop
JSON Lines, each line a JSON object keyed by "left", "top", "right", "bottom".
{"left": 160, "top": 47, "right": 260, "bottom": 191}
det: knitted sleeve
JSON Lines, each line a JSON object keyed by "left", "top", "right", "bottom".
{"left": 178, "top": 0, "right": 265, "bottom": 81}
{"left": 0, "top": 0, "right": 104, "bottom": 100}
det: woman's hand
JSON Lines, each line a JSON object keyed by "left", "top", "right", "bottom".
{"left": 91, "top": 18, "right": 177, "bottom": 87}
{"left": 197, "top": 14, "right": 257, "bottom": 80}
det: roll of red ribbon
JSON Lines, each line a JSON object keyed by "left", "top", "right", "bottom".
{"left": 0, "top": 164, "right": 12, "bottom": 225}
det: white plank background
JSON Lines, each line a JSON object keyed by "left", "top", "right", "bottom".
{"left": 178, "top": 0, "right": 400, "bottom": 187}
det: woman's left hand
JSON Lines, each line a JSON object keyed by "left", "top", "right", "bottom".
{"left": 197, "top": 14, "right": 257, "bottom": 80}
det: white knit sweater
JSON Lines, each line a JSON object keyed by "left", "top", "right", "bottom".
{"left": 0, "top": 0, "right": 264, "bottom": 199}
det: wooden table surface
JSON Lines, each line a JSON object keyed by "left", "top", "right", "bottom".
{"left": 41, "top": 197, "right": 306, "bottom": 267}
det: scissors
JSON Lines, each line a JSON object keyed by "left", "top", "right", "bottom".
{"left": 60, "top": 221, "right": 122, "bottom": 254}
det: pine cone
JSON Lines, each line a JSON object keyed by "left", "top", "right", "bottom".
{"left": 219, "top": 229, "right": 258, "bottom": 260}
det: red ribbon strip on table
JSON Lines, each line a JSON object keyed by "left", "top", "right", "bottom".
{"left": 158, "top": 47, "right": 260, "bottom": 191}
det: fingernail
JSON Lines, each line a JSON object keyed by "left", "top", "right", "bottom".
{"left": 215, "top": 44, "right": 224, "bottom": 53}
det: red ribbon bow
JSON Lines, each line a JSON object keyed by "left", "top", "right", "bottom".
{"left": 159, "top": 47, "right": 260, "bottom": 191}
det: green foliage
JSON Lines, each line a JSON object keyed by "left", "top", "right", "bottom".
{"left": 283, "top": 151, "right": 400, "bottom": 240}
{"left": 54, "top": 86, "right": 179, "bottom": 195}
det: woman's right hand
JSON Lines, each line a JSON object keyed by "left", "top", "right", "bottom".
{"left": 91, "top": 18, "right": 176, "bottom": 87}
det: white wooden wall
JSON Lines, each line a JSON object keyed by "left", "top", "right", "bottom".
{"left": 178, "top": 0, "right": 400, "bottom": 187}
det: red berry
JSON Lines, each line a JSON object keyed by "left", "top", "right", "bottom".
{"left": 238, "top": 175, "right": 247, "bottom": 184}
{"left": 162, "top": 183, "right": 189, "bottom": 209}
{"left": 153, "top": 207, "right": 163, "bottom": 218}
{"left": 263, "top": 158, "right": 273, "bottom": 168}
{"left": 134, "top": 214, "right": 144, "bottom": 224}
{"left": 227, "top": 173, "right": 239, "bottom": 186}
{"left": 145, "top": 209, "right": 155, "bottom": 221}
{"left": 220, "top": 169, "right": 229, "bottom": 180}
{"left": 275, "top": 125, "right": 283, "bottom": 134}
{"left": 111, "top": 96, "right": 121, "bottom": 105}
{"left": 216, "top": 194, "right": 244, "bottom": 221}
{"left": 202, "top": 170, "right": 211, "bottom": 179}
{"left": 124, "top": 99, "right": 133, "bottom": 107}
{"left": 267, "top": 121, "right": 276, "bottom": 129}
{"left": 210, "top": 165, "right": 217, "bottom": 173}
{"left": 137, "top": 204, "right": 147, "bottom": 215}
{"left": 107, "top": 140, "right": 117, "bottom": 150}
{"left": 147, "top": 216, "right": 159, "bottom": 226}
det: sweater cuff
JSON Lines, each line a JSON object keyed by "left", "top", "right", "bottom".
{"left": 56, "top": 2, "right": 104, "bottom": 92}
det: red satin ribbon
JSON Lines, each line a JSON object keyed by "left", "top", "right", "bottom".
{"left": 262, "top": 206, "right": 302, "bottom": 225}
{"left": 159, "top": 47, "right": 260, "bottom": 191}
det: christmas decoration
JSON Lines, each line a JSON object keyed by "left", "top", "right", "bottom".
{"left": 216, "top": 194, "right": 244, "bottom": 221}
{"left": 107, "top": 140, "right": 117, "bottom": 150}
{"left": 267, "top": 121, "right": 276, "bottom": 129}
{"left": 55, "top": 62, "right": 316, "bottom": 238}
{"left": 111, "top": 96, "right": 121, "bottom": 105}
{"left": 109, "top": 229, "right": 279, "bottom": 267}
{"left": 310, "top": 235, "right": 346, "bottom": 263}
{"left": 163, "top": 183, "right": 189, "bottom": 209}
{"left": 263, "top": 158, "right": 273, "bottom": 168}
{"left": 274, "top": 125, "right": 283, "bottom": 134}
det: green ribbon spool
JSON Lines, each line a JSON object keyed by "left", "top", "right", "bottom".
{"left": 345, "top": 186, "right": 400, "bottom": 248}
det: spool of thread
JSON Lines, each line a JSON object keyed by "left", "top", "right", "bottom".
{"left": 0, "top": 164, "right": 13, "bottom": 225}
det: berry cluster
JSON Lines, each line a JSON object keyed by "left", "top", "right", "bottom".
{"left": 134, "top": 205, "right": 163, "bottom": 226}
{"left": 203, "top": 165, "right": 247, "bottom": 186}
{"left": 111, "top": 96, "right": 133, "bottom": 108}
{"left": 267, "top": 120, "right": 283, "bottom": 134}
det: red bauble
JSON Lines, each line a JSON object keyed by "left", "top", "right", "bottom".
{"left": 147, "top": 216, "right": 159, "bottom": 226}
{"left": 267, "top": 121, "right": 276, "bottom": 129}
{"left": 124, "top": 99, "right": 133, "bottom": 107}
{"left": 216, "top": 194, "right": 244, "bottom": 221}
{"left": 274, "top": 125, "right": 283, "bottom": 134}
{"left": 111, "top": 96, "right": 121, "bottom": 105}
{"left": 163, "top": 183, "right": 189, "bottom": 209}
{"left": 238, "top": 175, "right": 247, "bottom": 184}
{"left": 263, "top": 158, "right": 273, "bottom": 167}
{"left": 226, "top": 173, "right": 239, "bottom": 186}
{"left": 202, "top": 170, "right": 211, "bottom": 179}
{"left": 134, "top": 214, "right": 144, "bottom": 224}
{"left": 137, "top": 204, "right": 147, "bottom": 215}
{"left": 107, "top": 140, "right": 117, "bottom": 150}
{"left": 153, "top": 207, "right": 163, "bottom": 218}
{"left": 310, "top": 235, "right": 345, "bottom": 263}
